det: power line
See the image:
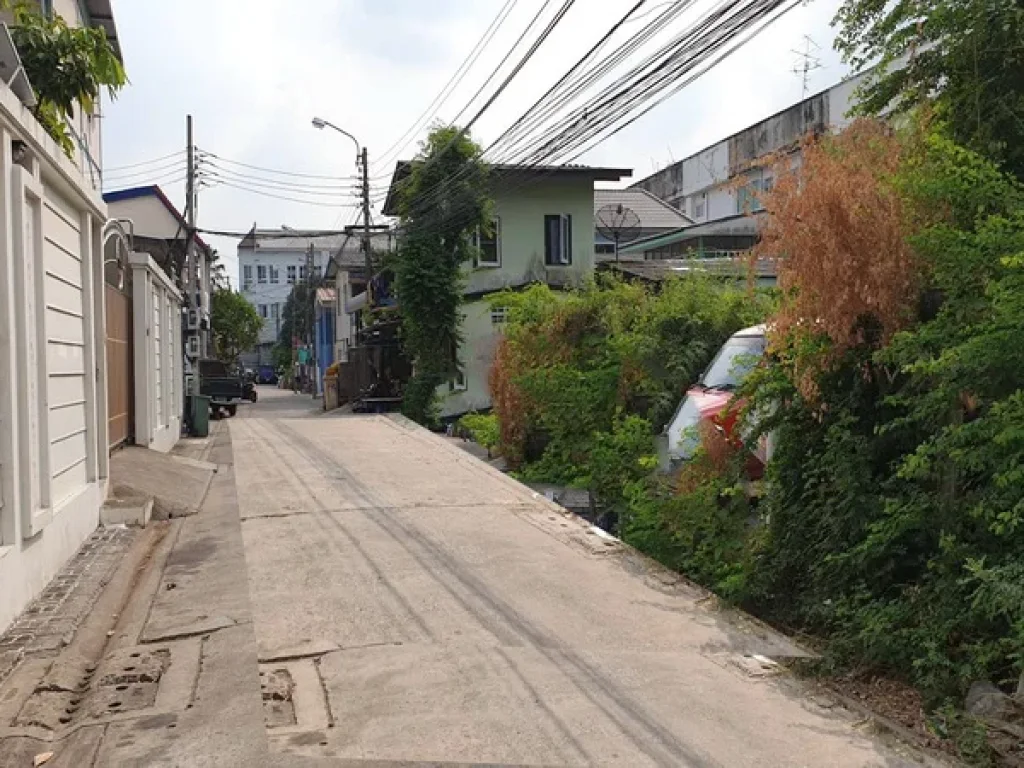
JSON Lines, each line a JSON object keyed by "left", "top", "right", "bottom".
{"left": 198, "top": 148, "right": 391, "bottom": 182}
{"left": 102, "top": 156, "right": 188, "bottom": 183}
{"left": 371, "top": 0, "right": 523, "bottom": 172}
{"left": 199, "top": 170, "right": 361, "bottom": 198}
{"left": 199, "top": 160, "right": 360, "bottom": 190}
{"left": 104, "top": 149, "right": 185, "bottom": 173}
{"left": 204, "top": 179, "right": 365, "bottom": 208}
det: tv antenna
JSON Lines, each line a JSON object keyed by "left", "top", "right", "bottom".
{"left": 791, "top": 35, "right": 823, "bottom": 97}
{"left": 596, "top": 203, "right": 641, "bottom": 263}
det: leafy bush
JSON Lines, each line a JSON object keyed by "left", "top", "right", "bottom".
{"left": 457, "top": 413, "right": 499, "bottom": 452}
{"left": 490, "top": 274, "right": 768, "bottom": 521}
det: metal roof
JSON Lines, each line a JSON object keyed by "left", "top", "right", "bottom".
{"left": 619, "top": 212, "right": 763, "bottom": 254}
{"left": 599, "top": 256, "right": 777, "bottom": 282}
{"left": 383, "top": 161, "right": 633, "bottom": 216}
{"left": 595, "top": 188, "right": 692, "bottom": 230}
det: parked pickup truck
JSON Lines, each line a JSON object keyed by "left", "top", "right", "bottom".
{"left": 198, "top": 359, "right": 246, "bottom": 417}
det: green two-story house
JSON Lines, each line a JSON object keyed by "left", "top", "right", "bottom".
{"left": 383, "top": 163, "right": 632, "bottom": 417}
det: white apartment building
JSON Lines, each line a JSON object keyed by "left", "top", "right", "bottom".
{"left": 237, "top": 228, "right": 344, "bottom": 364}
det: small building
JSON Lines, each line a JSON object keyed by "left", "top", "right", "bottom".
{"left": 382, "top": 162, "right": 633, "bottom": 418}
{"left": 103, "top": 184, "right": 217, "bottom": 356}
{"left": 617, "top": 212, "right": 764, "bottom": 261}
{"left": 594, "top": 187, "right": 691, "bottom": 259}
{"left": 598, "top": 254, "right": 778, "bottom": 289}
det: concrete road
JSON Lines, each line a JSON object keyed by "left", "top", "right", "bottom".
{"left": 231, "top": 388, "right": 924, "bottom": 767}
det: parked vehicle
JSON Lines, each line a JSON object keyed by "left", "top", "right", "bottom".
{"left": 198, "top": 359, "right": 246, "bottom": 417}
{"left": 256, "top": 365, "right": 278, "bottom": 385}
{"left": 662, "top": 324, "right": 772, "bottom": 475}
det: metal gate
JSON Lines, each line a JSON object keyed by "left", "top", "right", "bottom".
{"left": 105, "top": 284, "right": 133, "bottom": 449}
{"left": 104, "top": 220, "right": 134, "bottom": 450}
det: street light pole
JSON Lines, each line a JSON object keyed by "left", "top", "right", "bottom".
{"left": 312, "top": 118, "right": 373, "bottom": 290}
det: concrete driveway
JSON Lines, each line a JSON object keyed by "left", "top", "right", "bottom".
{"left": 230, "top": 388, "right": 925, "bottom": 767}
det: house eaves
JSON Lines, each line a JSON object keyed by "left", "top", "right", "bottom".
{"left": 83, "top": 0, "right": 122, "bottom": 62}
{"left": 382, "top": 161, "right": 633, "bottom": 216}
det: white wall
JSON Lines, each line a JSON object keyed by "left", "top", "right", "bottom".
{"left": 0, "top": 78, "right": 109, "bottom": 633}
{"left": 440, "top": 300, "right": 503, "bottom": 418}
{"left": 129, "top": 253, "right": 182, "bottom": 454}
{"left": 239, "top": 249, "right": 329, "bottom": 345}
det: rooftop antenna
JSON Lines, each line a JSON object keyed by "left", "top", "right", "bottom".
{"left": 791, "top": 35, "right": 823, "bottom": 98}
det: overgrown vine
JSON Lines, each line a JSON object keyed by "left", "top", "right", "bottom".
{"left": 392, "top": 125, "right": 491, "bottom": 425}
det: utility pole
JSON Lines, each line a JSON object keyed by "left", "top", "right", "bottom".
{"left": 306, "top": 242, "right": 315, "bottom": 395}
{"left": 183, "top": 115, "right": 198, "bottom": 428}
{"left": 360, "top": 146, "right": 372, "bottom": 295}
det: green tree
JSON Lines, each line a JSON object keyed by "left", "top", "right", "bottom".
{"left": 210, "top": 289, "right": 262, "bottom": 365}
{"left": 275, "top": 283, "right": 313, "bottom": 358}
{"left": 6, "top": 1, "right": 127, "bottom": 157}
{"left": 835, "top": 0, "right": 1024, "bottom": 179}
{"left": 392, "top": 125, "right": 492, "bottom": 425}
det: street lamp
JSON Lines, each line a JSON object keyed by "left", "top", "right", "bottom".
{"left": 311, "top": 114, "right": 373, "bottom": 299}
{"left": 311, "top": 116, "right": 360, "bottom": 165}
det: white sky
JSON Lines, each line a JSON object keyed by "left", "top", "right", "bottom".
{"left": 102, "top": 0, "right": 850, "bottom": 284}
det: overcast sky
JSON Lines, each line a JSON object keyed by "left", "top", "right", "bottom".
{"left": 101, "top": 0, "right": 850, "bottom": 284}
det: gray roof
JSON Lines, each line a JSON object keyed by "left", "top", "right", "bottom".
{"left": 595, "top": 188, "right": 692, "bottom": 231}
{"left": 239, "top": 227, "right": 394, "bottom": 270}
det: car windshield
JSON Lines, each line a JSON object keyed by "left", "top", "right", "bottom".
{"left": 700, "top": 334, "right": 766, "bottom": 391}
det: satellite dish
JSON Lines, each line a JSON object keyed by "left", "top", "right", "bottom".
{"left": 596, "top": 203, "right": 641, "bottom": 262}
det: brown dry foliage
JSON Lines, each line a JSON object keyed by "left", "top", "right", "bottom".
{"left": 753, "top": 119, "right": 922, "bottom": 387}
{"left": 489, "top": 336, "right": 528, "bottom": 467}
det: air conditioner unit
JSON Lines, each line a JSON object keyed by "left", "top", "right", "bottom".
{"left": 186, "top": 336, "right": 201, "bottom": 359}
{"left": 186, "top": 308, "right": 200, "bottom": 331}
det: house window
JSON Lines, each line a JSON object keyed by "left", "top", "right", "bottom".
{"left": 491, "top": 307, "right": 509, "bottom": 326}
{"left": 270, "top": 303, "right": 279, "bottom": 322}
{"left": 449, "top": 368, "right": 467, "bottom": 392}
{"left": 475, "top": 217, "right": 501, "bottom": 267}
{"left": 287, "top": 265, "right": 297, "bottom": 284}
{"left": 258, "top": 304, "right": 268, "bottom": 319}
{"left": 694, "top": 194, "right": 706, "bottom": 220}
{"left": 257, "top": 265, "right": 268, "bottom": 284}
{"left": 269, "top": 265, "right": 280, "bottom": 284}
{"left": 299, "top": 265, "right": 307, "bottom": 281}
{"left": 313, "top": 265, "right": 322, "bottom": 279}
{"left": 243, "top": 265, "right": 253, "bottom": 289}
{"left": 544, "top": 214, "right": 572, "bottom": 265}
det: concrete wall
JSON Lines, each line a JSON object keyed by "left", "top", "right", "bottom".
{"left": 0, "top": 77, "right": 110, "bottom": 633}
{"left": 130, "top": 253, "right": 182, "bottom": 453}
{"left": 440, "top": 300, "right": 504, "bottom": 418}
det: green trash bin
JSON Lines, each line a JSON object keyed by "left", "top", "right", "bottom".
{"left": 190, "top": 394, "right": 211, "bottom": 438}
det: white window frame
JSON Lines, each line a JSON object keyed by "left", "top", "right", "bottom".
{"left": 287, "top": 265, "right": 297, "bottom": 284}
{"left": 475, "top": 217, "right": 501, "bottom": 267}
{"left": 449, "top": 368, "right": 467, "bottom": 392}
{"left": 243, "top": 264, "right": 253, "bottom": 289}
{"left": 258, "top": 304, "right": 268, "bottom": 319}
{"left": 257, "top": 265, "right": 267, "bottom": 284}
{"left": 269, "top": 265, "right": 280, "bottom": 284}
{"left": 490, "top": 306, "right": 509, "bottom": 326}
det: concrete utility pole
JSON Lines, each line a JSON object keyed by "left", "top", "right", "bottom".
{"left": 360, "top": 146, "right": 372, "bottom": 291}
{"left": 184, "top": 115, "right": 198, "bottom": 423}
{"left": 305, "top": 242, "right": 315, "bottom": 394}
